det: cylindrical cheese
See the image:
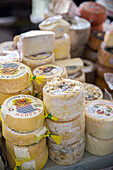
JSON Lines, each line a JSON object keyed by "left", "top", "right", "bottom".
{"left": 1, "top": 95, "right": 44, "bottom": 132}
{"left": 0, "top": 41, "right": 16, "bottom": 51}
{"left": 71, "top": 45, "right": 85, "bottom": 58}
{"left": 7, "top": 146, "right": 48, "bottom": 170}
{"left": 48, "top": 136, "right": 85, "bottom": 165}
{"left": 0, "top": 51, "right": 21, "bottom": 63}
{"left": 46, "top": 113, "right": 85, "bottom": 145}
{"left": 0, "top": 62, "right": 31, "bottom": 93}
{"left": 85, "top": 100, "right": 113, "bottom": 139}
{"left": 43, "top": 78, "right": 85, "bottom": 121}
{"left": 33, "top": 64, "right": 67, "bottom": 97}
{"left": 98, "top": 42, "right": 113, "bottom": 68}
{"left": 95, "top": 76, "right": 111, "bottom": 92}
{"left": 68, "top": 69, "right": 85, "bottom": 83}
{"left": 86, "top": 133, "right": 113, "bottom": 156}
{"left": 0, "top": 84, "right": 33, "bottom": 105}
{"left": 54, "top": 33, "right": 70, "bottom": 60}
{"left": 85, "top": 47, "right": 98, "bottom": 63}
{"left": 22, "top": 52, "right": 55, "bottom": 70}
{"left": 3, "top": 124, "right": 47, "bottom": 146}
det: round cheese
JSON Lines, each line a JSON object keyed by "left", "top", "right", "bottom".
{"left": 0, "top": 41, "right": 16, "bottom": 51}
{"left": 48, "top": 136, "right": 85, "bottom": 165}
{"left": 0, "top": 62, "right": 31, "bottom": 93}
{"left": 98, "top": 42, "right": 113, "bottom": 68}
{"left": 104, "top": 29, "right": 113, "bottom": 48}
{"left": 68, "top": 16, "right": 91, "bottom": 47}
{"left": 54, "top": 33, "right": 70, "bottom": 60}
{"left": 85, "top": 100, "right": 113, "bottom": 139}
{"left": 86, "top": 133, "right": 113, "bottom": 156}
{"left": 84, "top": 83, "right": 103, "bottom": 103}
{"left": 0, "top": 51, "right": 21, "bottom": 63}
{"left": 96, "top": 62, "right": 113, "bottom": 79}
{"left": 46, "top": 113, "right": 85, "bottom": 145}
{"left": 85, "top": 47, "right": 98, "bottom": 62}
{"left": 39, "top": 15, "right": 70, "bottom": 38}
{"left": 0, "top": 84, "right": 33, "bottom": 105}
{"left": 1, "top": 95, "right": 44, "bottom": 132}
{"left": 68, "top": 69, "right": 85, "bottom": 83}
{"left": 3, "top": 124, "right": 47, "bottom": 146}
{"left": 43, "top": 78, "right": 85, "bottom": 121}
{"left": 96, "top": 76, "right": 111, "bottom": 92}
{"left": 6, "top": 138, "right": 46, "bottom": 162}
{"left": 22, "top": 52, "right": 55, "bottom": 70}
{"left": 33, "top": 64, "right": 67, "bottom": 97}
{"left": 88, "top": 31, "right": 105, "bottom": 51}
{"left": 7, "top": 146, "right": 48, "bottom": 170}
{"left": 71, "top": 44, "right": 85, "bottom": 58}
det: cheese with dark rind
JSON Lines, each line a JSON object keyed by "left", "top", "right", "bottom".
{"left": 96, "top": 76, "right": 112, "bottom": 92}
{"left": 85, "top": 47, "right": 98, "bottom": 62}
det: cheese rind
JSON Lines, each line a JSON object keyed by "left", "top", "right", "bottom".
{"left": 0, "top": 41, "right": 16, "bottom": 51}
{"left": 71, "top": 44, "right": 85, "bottom": 58}
{"left": 104, "top": 29, "right": 113, "bottom": 48}
{"left": 85, "top": 47, "right": 98, "bottom": 63}
{"left": 0, "top": 51, "right": 21, "bottom": 63}
{"left": 13, "top": 35, "right": 20, "bottom": 48}
{"left": 19, "top": 30, "right": 55, "bottom": 56}
{"left": 68, "top": 70, "right": 85, "bottom": 83}
{"left": 1, "top": 95, "right": 44, "bottom": 132}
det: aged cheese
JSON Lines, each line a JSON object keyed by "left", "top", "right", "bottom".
{"left": 3, "top": 124, "right": 47, "bottom": 146}
{"left": 71, "top": 44, "right": 85, "bottom": 58}
{"left": 86, "top": 133, "right": 113, "bottom": 156}
{"left": 19, "top": 30, "right": 55, "bottom": 56}
{"left": 0, "top": 84, "right": 33, "bottom": 105}
{"left": 69, "top": 16, "right": 91, "bottom": 47}
{"left": 85, "top": 47, "right": 98, "bottom": 63}
{"left": 1, "top": 95, "right": 44, "bottom": 132}
{"left": 96, "top": 76, "right": 111, "bottom": 92}
{"left": 48, "top": 136, "right": 85, "bottom": 165}
{"left": 46, "top": 113, "right": 85, "bottom": 145}
{"left": 85, "top": 100, "right": 113, "bottom": 139}
{"left": 43, "top": 78, "right": 85, "bottom": 121}
{"left": 104, "top": 29, "right": 113, "bottom": 48}
{"left": 0, "top": 41, "right": 16, "bottom": 51}
{"left": 39, "top": 15, "right": 70, "bottom": 38}
{"left": 84, "top": 83, "right": 103, "bottom": 103}
{"left": 13, "top": 35, "right": 20, "bottom": 48}
{"left": 68, "top": 69, "right": 85, "bottom": 83}
{"left": 0, "top": 62, "right": 31, "bottom": 93}
{"left": 54, "top": 33, "right": 70, "bottom": 60}
{"left": 33, "top": 64, "right": 67, "bottom": 97}
{"left": 0, "top": 51, "right": 21, "bottom": 63}
{"left": 7, "top": 146, "right": 48, "bottom": 170}
{"left": 91, "top": 24, "right": 103, "bottom": 32}
{"left": 22, "top": 52, "right": 55, "bottom": 70}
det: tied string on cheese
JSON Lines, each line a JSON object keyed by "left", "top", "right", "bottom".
{"left": 30, "top": 72, "right": 46, "bottom": 85}
{"left": 34, "top": 92, "right": 43, "bottom": 100}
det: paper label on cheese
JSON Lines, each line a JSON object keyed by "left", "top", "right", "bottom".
{"left": 26, "top": 52, "right": 52, "bottom": 60}
{"left": 0, "top": 62, "right": 30, "bottom": 79}
{"left": 40, "top": 15, "right": 62, "bottom": 26}
{"left": 0, "top": 51, "right": 21, "bottom": 63}
{"left": 87, "top": 100, "right": 113, "bottom": 119}
{"left": 33, "top": 64, "right": 64, "bottom": 79}
{"left": 14, "top": 146, "right": 30, "bottom": 161}
{"left": 1, "top": 95, "right": 43, "bottom": 119}
{"left": 22, "top": 159, "right": 36, "bottom": 170}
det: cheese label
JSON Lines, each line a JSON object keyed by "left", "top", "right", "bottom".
{"left": 22, "top": 159, "right": 36, "bottom": 170}
{"left": 0, "top": 62, "right": 30, "bottom": 79}
{"left": 14, "top": 146, "right": 30, "bottom": 161}
{"left": 40, "top": 15, "right": 62, "bottom": 26}
{"left": 1, "top": 95, "right": 43, "bottom": 119}
{"left": 0, "top": 51, "right": 21, "bottom": 63}
{"left": 87, "top": 100, "right": 113, "bottom": 119}
{"left": 26, "top": 52, "right": 52, "bottom": 60}
{"left": 33, "top": 64, "right": 64, "bottom": 79}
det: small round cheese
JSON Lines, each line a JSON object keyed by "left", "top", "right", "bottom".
{"left": 22, "top": 52, "right": 55, "bottom": 70}
{"left": 0, "top": 41, "right": 16, "bottom": 51}
{"left": 1, "top": 95, "right": 44, "bottom": 132}
{"left": 68, "top": 69, "right": 85, "bottom": 83}
{"left": 54, "top": 33, "right": 70, "bottom": 60}
{"left": 43, "top": 78, "right": 85, "bottom": 121}
{"left": 0, "top": 62, "right": 31, "bottom": 93}
{"left": 85, "top": 100, "right": 113, "bottom": 139}
{"left": 0, "top": 51, "right": 21, "bottom": 63}
{"left": 48, "top": 136, "right": 85, "bottom": 165}
{"left": 86, "top": 133, "right": 113, "bottom": 156}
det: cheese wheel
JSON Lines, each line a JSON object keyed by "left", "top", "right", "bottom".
{"left": 88, "top": 31, "right": 105, "bottom": 51}
{"left": 6, "top": 138, "right": 46, "bottom": 162}
{"left": 43, "top": 78, "right": 85, "bottom": 121}
{"left": 96, "top": 76, "right": 112, "bottom": 92}
{"left": 69, "top": 16, "right": 91, "bottom": 47}
{"left": 104, "top": 29, "right": 113, "bottom": 48}
{"left": 68, "top": 69, "right": 85, "bottom": 83}
{"left": 0, "top": 84, "right": 33, "bottom": 105}
{"left": 85, "top": 100, "right": 113, "bottom": 139}
{"left": 46, "top": 113, "right": 85, "bottom": 145}
{"left": 85, "top": 47, "right": 98, "bottom": 62}
{"left": 48, "top": 136, "right": 85, "bottom": 165}
{"left": 3, "top": 124, "right": 47, "bottom": 146}
{"left": 33, "top": 64, "right": 67, "bottom": 97}
{"left": 0, "top": 51, "right": 21, "bottom": 63}
{"left": 7, "top": 146, "right": 48, "bottom": 170}
{"left": 22, "top": 52, "right": 55, "bottom": 70}
{"left": 91, "top": 24, "right": 103, "bottom": 32}
{"left": 98, "top": 42, "right": 113, "bottom": 68}
{"left": 96, "top": 62, "right": 113, "bottom": 79}
{"left": 86, "top": 133, "right": 113, "bottom": 156}
{"left": 84, "top": 83, "right": 103, "bottom": 103}
{"left": 71, "top": 44, "right": 85, "bottom": 58}
{"left": 54, "top": 33, "right": 70, "bottom": 60}
{"left": 13, "top": 35, "right": 20, "bottom": 48}
{"left": 39, "top": 15, "right": 70, "bottom": 38}
{"left": 19, "top": 30, "right": 55, "bottom": 56}
{"left": 1, "top": 95, "right": 44, "bottom": 132}
{"left": 0, "top": 62, "right": 31, "bottom": 93}
{"left": 79, "top": 2, "right": 107, "bottom": 26}
{"left": 0, "top": 41, "right": 16, "bottom": 51}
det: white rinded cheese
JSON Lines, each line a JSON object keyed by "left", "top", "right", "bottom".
{"left": 0, "top": 51, "right": 21, "bottom": 63}
{"left": 0, "top": 41, "right": 16, "bottom": 51}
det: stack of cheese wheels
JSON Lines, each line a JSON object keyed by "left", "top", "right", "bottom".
{"left": 85, "top": 100, "right": 113, "bottom": 156}
{"left": 18, "top": 30, "right": 55, "bottom": 70}
{"left": 2, "top": 95, "right": 48, "bottom": 170}
{"left": 43, "top": 78, "right": 85, "bottom": 165}
{"left": 32, "top": 63, "right": 67, "bottom": 98}
{"left": 0, "top": 62, "right": 33, "bottom": 105}
{"left": 68, "top": 16, "right": 91, "bottom": 58}
{"left": 39, "top": 15, "right": 70, "bottom": 60}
